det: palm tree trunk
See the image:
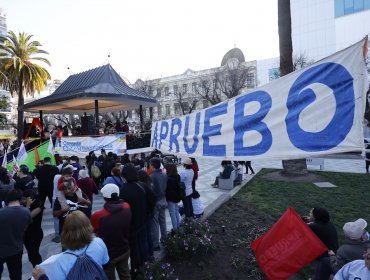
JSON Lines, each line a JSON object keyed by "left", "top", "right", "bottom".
{"left": 17, "top": 87, "right": 24, "bottom": 146}
{"left": 278, "top": 0, "right": 307, "bottom": 175}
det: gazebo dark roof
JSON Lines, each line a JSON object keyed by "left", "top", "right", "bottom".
{"left": 20, "top": 64, "right": 157, "bottom": 114}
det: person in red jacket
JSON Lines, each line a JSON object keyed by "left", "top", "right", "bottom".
{"left": 91, "top": 184, "right": 131, "bottom": 280}
{"left": 190, "top": 157, "right": 199, "bottom": 191}
{"left": 77, "top": 169, "right": 99, "bottom": 217}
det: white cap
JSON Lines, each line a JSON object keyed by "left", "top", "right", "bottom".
{"left": 183, "top": 158, "right": 192, "bottom": 165}
{"left": 64, "top": 164, "right": 77, "bottom": 171}
{"left": 343, "top": 218, "right": 367, "bottom": 240}
{"left": 101, "top": 184, "right": 120, "bottom": 199}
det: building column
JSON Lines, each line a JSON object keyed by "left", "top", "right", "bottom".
{"left": 39, "top": 110, "right": 43, "bottom": 140}
{"left": 139, "top": 105, "right": 143, "bottom": 130}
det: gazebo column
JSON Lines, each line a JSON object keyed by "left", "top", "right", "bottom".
{"left": 95, "top": 100, "right": 99, "bottom": 135}
{"left": 139, "top": 105, "right": 143, "bottom": 130}
{"left": 39, "top": 110, "right": 43, "bottom": 140}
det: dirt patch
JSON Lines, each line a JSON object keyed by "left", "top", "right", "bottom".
{"left": 262, "top": 170, "right": 325, "bottom": 183}
{"left": 165, "top": 201, "right": 276, "bottom": 280}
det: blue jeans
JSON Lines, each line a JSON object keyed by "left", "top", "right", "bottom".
{"left": 167, "top": 201, "right": 181, "bottom": 230}
{"left": 152, "top": 204, "right": 167, "bottom": 247}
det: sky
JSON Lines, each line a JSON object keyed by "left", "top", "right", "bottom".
{"left": 1, "top": 0, "right": 279, "bottom": 84}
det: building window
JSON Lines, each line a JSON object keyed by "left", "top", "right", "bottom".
{"left": 157, "top": 105, "right": 162, "bottom": 117}
{"left": 165, "top": 87, "right": 169, "bottom": 96}
{"left": 182, "top": 84, "right": 187, "bottom": 94}
{"left": 335, "top": 0, "right": 370, "bottom": 17}
{"left": 174, "top": 103, "right": 180, "bottom": 115}
{"left": 212, "top": 79, "right": 218, "bottom": 89}
{"left": 268, "top": 68, "right": 280, "bottom": 81}
{"left": 192, "top": 82, "right": 197, "bottom": 93}
{"left": 246, "top": 73, "right": 255, "bottom": 87}
{"left": 157, "top": 88, "right": 162, "bottom": 97}
{"left": 165, "top": 104, "right": 171, "bottom": 116}
{"left": 174, "top": 85, "right": 178, "bottom": 95}
{"left": 182, "top": 102, "right": 189, "bottom": 113}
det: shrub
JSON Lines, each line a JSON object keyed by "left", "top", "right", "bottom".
{"left": 136, "top": 261, "right": 178, "bottom": 280}
{"left": 164, "top": 218, "right": 216, "bottom": 260}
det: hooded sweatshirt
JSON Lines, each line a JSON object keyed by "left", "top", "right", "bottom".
{"left": 90, "top": 200, "right": 131, "bottom": 259}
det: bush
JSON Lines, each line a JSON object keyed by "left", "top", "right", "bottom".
{"left": 136, "top": 261, "right": 178, "bottom": 280}
{"left": 164, "top": 218, "right": 216, "bottom": 260}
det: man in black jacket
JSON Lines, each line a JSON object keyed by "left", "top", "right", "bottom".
{"left": 34, "top": 157, "right": 59, "bottom": 207}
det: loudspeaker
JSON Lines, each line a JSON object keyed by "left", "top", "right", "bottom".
{"left": 81, "top": 115, "right": 95, "bottom": 135}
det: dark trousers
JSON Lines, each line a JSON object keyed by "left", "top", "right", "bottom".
{"left": 313, "top": 256, "right": 333, "bottom": 280}
{"left": 39, "top": 190, "right": 53, "bottom": 207}
{"left": 129, "top": 227, "right": 148, "bottom": 279}
{"left": 24, "top": 230, "right": 43, "bottom": 267}
{"left": 183, "top": 195, "right": 193, "bottom": 218}
{"left": 146, "top": 217, "right": 154, "bottom": 258}
{"left": 0, "top": 252, "right": 23, "bottom": 280}
{"left": 245, "top": 161, "right": 254, "bottom": 174}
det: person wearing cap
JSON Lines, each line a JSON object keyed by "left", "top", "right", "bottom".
{"left": 91, "top": 184, "right": 131, "bottom": 280}
{"left": 329, "top": 219, "right": 370, "bottom": 271}
{"left": 180, "top": 158, "right": 194, "bottom": 218}
{"left": 333, "top": 248, "right": 370, "bottom": 280}
{"left": 14, "top": 165, "right": 35, "bottom": 191}
{"left": 313, "top": 218, "right": 369, "bottom": 280}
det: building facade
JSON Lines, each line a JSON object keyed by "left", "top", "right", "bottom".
{"left": 133, "top": 48, "right": 257, "bottom": 123}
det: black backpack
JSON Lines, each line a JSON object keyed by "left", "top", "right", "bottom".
{"left": 64, "top": 244, "right": 108, "bottom": 280}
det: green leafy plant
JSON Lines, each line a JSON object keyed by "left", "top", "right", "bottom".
{"left": 164, "top": 218, "right": 216, "bottom": 260}
{"left": 136, "top": 261, "right": 179, "bottom": 280}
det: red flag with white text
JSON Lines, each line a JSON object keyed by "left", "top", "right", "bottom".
{"left": 250, "top": 207, "right": 327, "bottom": 280}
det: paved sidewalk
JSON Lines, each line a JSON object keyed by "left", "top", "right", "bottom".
{"left": 2, "top": 156, "right": 368, "bottom": 279}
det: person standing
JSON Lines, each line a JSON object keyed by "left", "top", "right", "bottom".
{"left": 77, "top": 169, "right": 99, "bottom": 217}
{"left": 165, "top": 163, "right": 182, "bottom": 230}
{"left": 22, "top": 189, "right": 44, "bottom": 267}
{"left": 245, "top": 161, "right": 255, "bottom": 175}
{"left": 14, "top": 165, "right": 35, "bottom": 191}
{"left": 190, "top": 158, "right": 199, "bottom": 191}
{"left": 180, "top": 158, "right": 194, "bottom": 218}
{"left": 150, "top": 157, "right": 167, "bottom": 251}
{"left": 91, "top": 184, "right": 131, "bottom": 280}
{"left": 34, "top": 157, "right": 59, "bottom": 207}
{"left": 0, "top": 189, "right": 32, "bottom": 280}
{"left": 0, "top": 167, "right": 15, "bottom": 208}
{"left": 120, "top": 164, "right": 151, "bottom": 277}
{"left": 365, "top": 139, "right": 370, "bottom": 174}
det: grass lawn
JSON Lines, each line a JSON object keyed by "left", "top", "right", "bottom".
{"left": 240, "top": 169, "right": 370, "bottom": 243}
{"left": 236, "top": 168, "right": 370, "bottom": 279}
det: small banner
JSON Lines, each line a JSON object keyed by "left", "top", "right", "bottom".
{"left": 250, "top": 207, "right": 327, "bottom": 280}
{"left": 55, "top": 134, "right": 127, "bottom": 157}
{"left": 151, "top": 38, "right": 368, "bottom": 160}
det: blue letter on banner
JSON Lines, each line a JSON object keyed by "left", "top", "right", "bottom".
{"left": 203, "top": 103, "right": 227, "bottom": 156}
{"left": 151, "top": 123, "right": 158, "bottom": 148}
{"left": 234, "top": 91, "right": 272, "bottom": 156}
{"left": 286, "top": 62, "right": 355, "bottom": 151}
{"left": 183, "top": 112, "right": 201, "bottom": 154}
{"left": 169, "top": 118, "right": 182, "bottom": 152}
{"left": 158, "top": 121, "right": 169, "bottom": 150}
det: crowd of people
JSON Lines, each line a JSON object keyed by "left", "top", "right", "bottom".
{"left": 0, "top": 150, "right": 204, "bottom": 280}
{"left": 303, "top": 207, "right": 370, "bottom": 280}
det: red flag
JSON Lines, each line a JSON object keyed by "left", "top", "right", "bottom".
{"left": 35, "top": 148, "right": 40, "bottom": 166}
{"left": 250, "top": 207, "right": 327, "bottom": 280}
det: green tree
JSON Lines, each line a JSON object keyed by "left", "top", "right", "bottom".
{"left": 0, "top": 31, "right": 51, "bottom": 145}
{"left": 278, "top": 0, "right": 307, "bottom": 175}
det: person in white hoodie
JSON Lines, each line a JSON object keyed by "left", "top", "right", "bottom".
{"left": 334, "top": 248, "right": 370, "bottom": 280}
{"left": 191, "top": 190, "right": 204, "bottom": 219}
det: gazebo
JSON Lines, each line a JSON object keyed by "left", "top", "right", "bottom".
{"left": 19, "top": 64, "right": 157, "bottom": 134}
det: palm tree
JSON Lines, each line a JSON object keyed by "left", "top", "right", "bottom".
{"left": 0, "top": 31, "right": 51, "bottom": 145}
{"left": 278, "top": 0, "right": 307, "bottom": 175}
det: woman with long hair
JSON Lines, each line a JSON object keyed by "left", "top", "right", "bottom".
{"left": 165, "top": 163, "right": 182, "bottom": 229}
{"left": 35, "top": 210, "right": 109, "bottom": 279}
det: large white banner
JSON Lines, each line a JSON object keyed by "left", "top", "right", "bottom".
{"left": 55, "top": 134, "right": 127, "bottom": 157}
{"left": 151, "top": 39, "right": 368, "bottom": 160}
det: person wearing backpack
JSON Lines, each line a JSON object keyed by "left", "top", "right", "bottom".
{"left": 36, "top": 210, "right": 109, "bottom": 280}
{"left": 91, "top": 184, "right": 131, "bottom": 280}
{"left": 165, "top": 163, "right": 182, "bottom": 230}
{"left": 103, "top": 167, "right": 124, "bottom": 188}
